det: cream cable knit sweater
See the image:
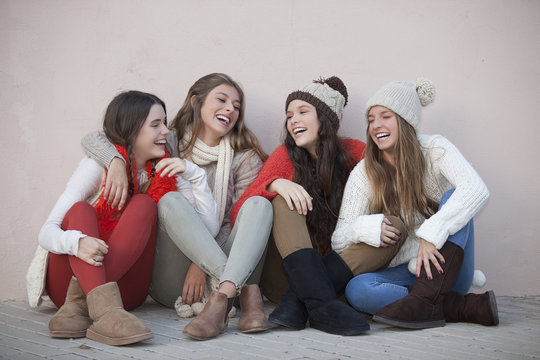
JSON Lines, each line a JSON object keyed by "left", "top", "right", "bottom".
{"left": 332, "top": 134, "right": 489, "bottom": 268}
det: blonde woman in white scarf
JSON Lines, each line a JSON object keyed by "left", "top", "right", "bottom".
{"left": 81, "top": 73, "right": 271, "bottom": 340}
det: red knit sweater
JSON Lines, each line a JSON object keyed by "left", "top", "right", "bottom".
{"left": 230, "top": 138, "right": 366, "bottom": 226}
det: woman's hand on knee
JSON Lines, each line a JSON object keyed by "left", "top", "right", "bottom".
{"left": 182, "top": 263, "right": 206, "bottom": 305}
{"left": 77, "top": 236, "right": 109, "bottom": 267}
{"left": 268, "top": 179, "right": 313, "bottom": 215}
{"left": 156, "top": 157, "right": 186, "bottom": 177}
{"left": 380, "top": 217, "right": 401, "bottom": 247}
{"left": 416, "top": 238, "right": 445, "bottom": 280}
{"left": 105, "top": 157, "right": 128, "bottom": 210}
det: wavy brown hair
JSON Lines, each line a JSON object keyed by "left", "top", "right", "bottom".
{"left": 103, "top": 90, "right": 166, "bottom": 195}
{"left": 284, "top": 110, "right": 355, "bottom": 255}
{"left": 364, "top": 113, "right": 438, "bottom": 230}
{"left": 170, "top": 73, "right": 267, "bottom": 161}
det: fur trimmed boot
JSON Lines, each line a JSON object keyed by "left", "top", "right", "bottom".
{"left": 444, "top": 290, "right": 499, "bottom": 325}
{"left": 86, "top": 282, "right": 153, "bottom": 345}
{"left": 279, "top": 248, "right": 369, "bottom": 335}
{"left": 183, "top": 291, "right": 234, "bottom": 340}
{"left": 373, "top": 241, "right": 464, "bottom": 329}
{"left": 269, "top": 250, "right": 353, "bottom": 330}
{"left": 49, "top": 276, "right": 91, "bottom": 338}
{"left": 238, "top": 284, "right": 267, "bottom": 333}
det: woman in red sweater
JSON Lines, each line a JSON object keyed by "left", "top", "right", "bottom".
{"left": 231, "top": 77, "right": 405, "bottom": 335}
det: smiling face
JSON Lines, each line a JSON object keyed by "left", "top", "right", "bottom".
{"left": 367, "top": 105, "right": 399, "bottom": 164}
{"left": 197, "top": 84, "right": 240, "bottom": 146}
{"left": 132, "top": 104, "right": 169, "bottom": 168}
{"left": 286, "top": 99, "right": 320, "bottom": 157}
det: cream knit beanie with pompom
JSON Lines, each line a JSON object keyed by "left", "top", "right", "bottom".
{"left": 366, "top": 77, "right": 435, "bottom": 132}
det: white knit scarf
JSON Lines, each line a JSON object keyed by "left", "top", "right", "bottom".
{"left": 187, "top": 135, "right": 234, "bottom": 226}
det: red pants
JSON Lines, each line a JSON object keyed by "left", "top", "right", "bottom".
{"left": 46, "top": 194, "right": 158, "bottom": 310}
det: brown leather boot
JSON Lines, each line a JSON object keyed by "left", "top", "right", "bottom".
{"left": 238, "top": 284, "right": 267, "bottom": 333}
{"left": 183, "top": 291, "right": 234, "bottom": 340}
{"left": 373, "top": 241, "right": 464, "bottom": 329}
{"left": 86, "top": 282, "right": 153, "bottom": 345}
{"left": 444, "top": 290, "right": 499, "bottom": 325}
{"left": 49, "top": 276, "right": 91, "bottom": 338}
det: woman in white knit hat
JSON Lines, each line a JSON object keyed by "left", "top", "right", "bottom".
{"left": 333, "top": 78, "right": 499, "bottom": 329}
{"left": 232, "top": 76, "right": 409, "bottom": 336}
{"left": 81, "top": 73, "right": 272, "bottom": 340}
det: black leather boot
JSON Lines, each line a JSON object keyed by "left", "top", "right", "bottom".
{"left": 275, "top": 248, "right": 369, "bottom": 335}
{"left": 269, "top": 250, "right": 354, "bottom": 330}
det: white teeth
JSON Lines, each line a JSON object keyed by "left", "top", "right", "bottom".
{"left": 376, "top": 133, "right": 389, "bottom": 139}
{"left": 216, "top": 115, "right": 230, "bottom": 123}
{"left": 293, "top": 127, "right": 307, "bottom": 134}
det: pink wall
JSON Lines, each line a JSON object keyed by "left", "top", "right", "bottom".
{"left": 1, "top": 0, "right": 539, "bottom": 300}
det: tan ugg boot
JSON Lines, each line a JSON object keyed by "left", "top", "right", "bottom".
{"left": 238, "top": 284, "right": 267, "bottom": 333}
{"left": 49, "top": 276, "right": 91, "bottom": 338}
{"left": 86, "top": 282, "right": 153, "bottom": 346}
{"left": 183, "top": 291, "right": 234, "bottom": 340}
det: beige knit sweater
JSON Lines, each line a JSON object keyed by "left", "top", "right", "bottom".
{"left": 332, "top": 134, "right": 489, "bottom": 268}
{"left": 81, "top": 130, "right": 263, "bottom": 248}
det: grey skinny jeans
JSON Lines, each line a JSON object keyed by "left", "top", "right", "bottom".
{"left": 149, "top": 192, "right": 272, "bottom": 308}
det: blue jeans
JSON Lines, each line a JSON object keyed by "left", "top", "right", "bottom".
{"left": 345, "top": 189, "right": 475, "bottom": 315}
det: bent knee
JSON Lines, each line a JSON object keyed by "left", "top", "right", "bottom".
{"left": 157, "top": 192, "right": 190, "bottom": 221}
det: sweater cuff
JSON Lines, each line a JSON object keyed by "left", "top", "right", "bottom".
{"left": 415, "top": 222, "right": 447, "bottom": 250}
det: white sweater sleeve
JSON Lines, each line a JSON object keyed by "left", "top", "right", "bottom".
{"left": 38, "top": 158, "right": 104, "bottom": 255}
{"left": 416, "top": 135, "right": 489, "bottom": 249}
{"left": 332, "top": 161, "right": 385, "bottom": 253}
{"left": 176, "top": 160, "right": 220, "bottom": 237}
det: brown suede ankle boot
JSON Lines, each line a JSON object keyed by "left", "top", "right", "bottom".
{"left": 444, "top": 290, "right": 499, "bottom": 325}
{"left": 238, "top": 284, "right": 267, "bottom": 333}
{"left": 373, "top": 241, "right": 464, "bottom": 329}
{"left": 49, "top": 276, "right": 91, "bottom": 338}
{"left": 86, "top": 282, "right": 153, "bottom": 345}
{"left": 183, "top": 291, "right": 234, "bottom": 340}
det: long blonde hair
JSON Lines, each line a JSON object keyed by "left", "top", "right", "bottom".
{"left": 170, "top": 73, "right": 267, "bottom": 161}
{"left": 365, "top": 113, "right": 438, "bottom": 230}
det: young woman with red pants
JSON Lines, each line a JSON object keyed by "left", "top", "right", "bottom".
{"left": 26, "top": 91, "right": 218, "bottom": 345}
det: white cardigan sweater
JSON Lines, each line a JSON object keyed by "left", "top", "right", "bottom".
{"left": 332, "top": 134, "right": 489, "bottom": 268}
{"left": 27, "top": 157, "right": 219, "bottom": 307}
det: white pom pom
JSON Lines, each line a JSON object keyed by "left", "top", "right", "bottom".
{"left": 174, "top": 296, "right": 194, "bottom": 318}
{"left": 472, "top": 270, "right": 487, "bottom": 287}
{"left": 415, "top": 77, "right": 435, "bottom": 106}
{"left": 191, "top": 302, "right": 205, "bottom": 315}
{"left": 228, "top": 306, "right": 237, "bottom": 318}
{"left": 408, "top": 258, "right": 417, "bottom": 274}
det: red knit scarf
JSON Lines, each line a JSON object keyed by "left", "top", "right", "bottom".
{"left": 93, "top": 145, "right": 177, "bottom": 241}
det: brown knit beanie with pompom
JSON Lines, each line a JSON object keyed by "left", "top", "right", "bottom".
{"left": 286, "top": 76, "right": 348, "bottom": 125}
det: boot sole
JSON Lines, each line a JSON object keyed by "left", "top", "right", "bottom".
{"left": 488, "top": 290, "right": 499, "bottom": 326}
{"left": 86, "top": 328, "right": 153, "bottom": 346}
{"left": 183, "top": 325, "right": 227, "bottom": 341}
{"left": 309, "top": 320, "right": 370, "bottom": 335}
{"left": 372, "top": 314, "right": 445, "bottom": 329}
{"left": 268, "top": 315, "right": 306, "bottom": 330}
{"left": 50, "top": 330, "right": 87, "bottom": 338}
{"left": 239, "top": 326, "right": 268, "bottom": 333}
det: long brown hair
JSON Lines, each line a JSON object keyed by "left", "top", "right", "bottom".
{"left": 365, "top": 113, "right": 437, "bottom": 230}
{"left": 170, "top": 73, "right": 267, "bottom": 161}
{"left": 284, "top": 110, "right": 355, "bottom": 255}
{"left": 103, "top": 90, "right": 166, "bottom": 195}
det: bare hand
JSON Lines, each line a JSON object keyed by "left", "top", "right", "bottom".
{"left": 380, "top": 217, "right": 401, "bottom": 248}
{"left": 416, "top": 238, "right": 445, "bottom": 280}
{"left": 77, "top": 236, "right": 109, "bottom": 266}
{"left": 155, "top": 157, "right": 186, "bottom": 177}
{"left": 268, "top": 178, "right": 313, "bottom": 215}
{"left": 104, "top": 157, "right": 128, "bottom": 210}
{"left": 182, "top": 263, "right": 206, "bottom": 305}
